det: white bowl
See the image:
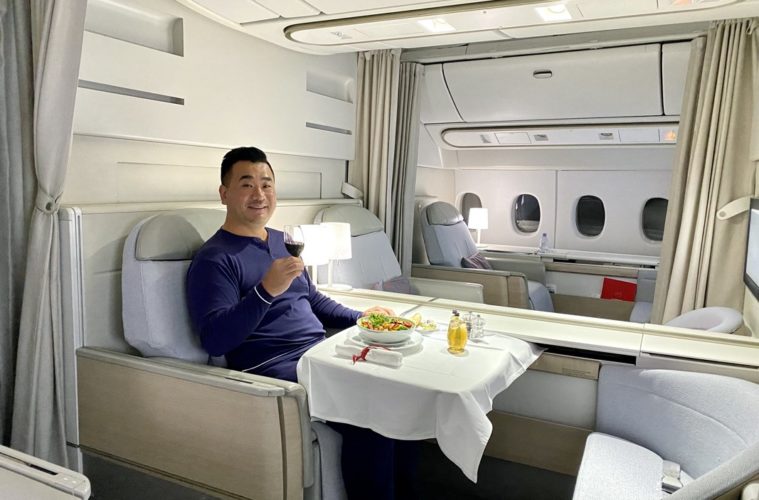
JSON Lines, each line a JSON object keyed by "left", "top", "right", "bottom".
{"left": 356, "top": 316, "right": 414, "bottom": 344}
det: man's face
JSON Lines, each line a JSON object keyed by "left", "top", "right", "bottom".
{"left": 219, "top": 161, "right": 277, "bottom": 230}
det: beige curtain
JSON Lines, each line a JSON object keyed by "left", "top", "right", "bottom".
{"left": 389, "top": 63, "right": 423, "bottom": 275}
{"left": 11, "top": 0, "right": 86, "bottom": 466}
{"left": 652, "top": 19, "right": 758, "bottom": 324}
{"left": 0, "top": 0, "right": 36, "bottom": 446}
{"left": 349, "top": 49, "right": 401, "bottom": 225}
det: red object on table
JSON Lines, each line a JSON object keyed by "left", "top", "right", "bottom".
{"left": 601, "top": 277, "right": 637, "bottom": 301}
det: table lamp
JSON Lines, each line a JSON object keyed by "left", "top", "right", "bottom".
{"left": 299, "top": 224, "right": 329, "bottom": 286}
{"left": 321, "top": 222, "right": 352, "bottom": 291}
{"left": 468, "top": 208, "right": 488, "bottom": 247}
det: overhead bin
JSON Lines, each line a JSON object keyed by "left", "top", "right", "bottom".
{"left": 441, "top": 44, "right": 663, "bottom": 122}
{"left": 662, "top": 42, "right": 692, "bottom": 116}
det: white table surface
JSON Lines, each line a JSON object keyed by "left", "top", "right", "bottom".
{"left": 297, "top": 323, "right": 542, "bottom": 482}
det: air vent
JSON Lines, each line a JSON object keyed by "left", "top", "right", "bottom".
{"left": 533, "top": 134, "right": 549, "bottom": 142}
{"left": 598, "top": 132, "right": 615, "bottom": 141}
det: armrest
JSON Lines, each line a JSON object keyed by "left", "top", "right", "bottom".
{"left": 411, "top": 264, "right": 530, "bottom": 308}
{"left": 408, "top": 276, "right": 484, "bottom": 303}
{"left": 481, "top": 254, "right": 547, "bottom": 283}
{"left": 76, "top": 347, "right": 313, "bottom": 498}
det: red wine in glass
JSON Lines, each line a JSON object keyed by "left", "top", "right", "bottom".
{"left": 283, "top": 225, "right": 305, "bottom": 257}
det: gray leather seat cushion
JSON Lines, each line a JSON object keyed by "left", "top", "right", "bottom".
{"left": 421, "top": 202, "right": 478, "bottom": 268}
{"left": 597, "top": 366, "right": 759, "bottom": 478}
{"left": 314, "top": 204, "right": 383, "bottom": 236}
{"left": 573, "top": 433, "right": 692, "bottom": 500}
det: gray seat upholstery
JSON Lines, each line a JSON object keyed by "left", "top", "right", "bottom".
{"left": 121, "top": 208, "right": 342, "bottom": 499}
{"left": 419, "top": 201, "right": 550, "bottom": 311}
{"left": 629, "top": 268, "right": 657, "bottom": 323}
{"left": 574, "top": 365, "right": 759, "bottom": 500}
{"left": 664, "top": 306, "right": 743, "bottom": 333}
{"left": 314, "top": 205, "right": 484, "bottom": 303}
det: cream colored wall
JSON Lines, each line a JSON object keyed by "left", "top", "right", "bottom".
{"left": 415, "top": 166, "right": 455, "bottom": 205}
{"left": 744, "top": 289, "right": 759, "bottom": 337}
{"left": 68, "top": 0, "right": 356, "bottom": 205}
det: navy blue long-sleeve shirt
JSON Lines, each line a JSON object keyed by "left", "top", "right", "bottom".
{"left": 186, "top": 227, "right": 361, "bottom": 381}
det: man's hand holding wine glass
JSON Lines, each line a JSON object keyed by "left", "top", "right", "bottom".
{"left": 261, "top": 256, "right": 304, "bottom": 296}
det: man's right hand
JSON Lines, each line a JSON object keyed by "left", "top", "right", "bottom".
{"left": 261, "top": 257, "right": 305, "bottom": 296}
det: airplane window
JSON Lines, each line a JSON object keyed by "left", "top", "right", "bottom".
{"left": 576, "top": 195, "right": 605, "bottom": 237}
{"left": 460, "top": 192, "right": 482, "bottom": 225}
{"left": 642, "top": 197, "right": 668, "bottom": 241}
{"left": 514, "top": 194, "right": 541, "bottom": 233}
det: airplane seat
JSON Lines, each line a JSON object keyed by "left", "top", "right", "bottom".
{"left": 119, "top": 208, "right": 341, "bottom": 499}
{"left": 121, "top": 209, "right": 223, "bottom": 363}
{"left": 314, "top": 204, "right": 484, "bottom": 303}
{"left": 664, "top": 306, "right": 743, "bottom": 333}
{"left": 573, "top": 365, "right": 759, "bottom": 500}
{"left": 419, "top": 201, "right": 550, "bottom": 311}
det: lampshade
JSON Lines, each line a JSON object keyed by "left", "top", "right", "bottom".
{"left": 468, "top": 208, "right": 489, "bottom": 230}
{"left": 299, "top": 224, "right": 329, "bottom": 266}
{"left": 321, "top": 222, "right": 352, "bottom": 260}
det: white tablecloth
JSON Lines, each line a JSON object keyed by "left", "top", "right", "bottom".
{"left": 297, "top": 327, "right": 543, "bottom": 482}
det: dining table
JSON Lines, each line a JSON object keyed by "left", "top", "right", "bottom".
{"left": 297, "top": 307, "right": 543, "bottom": 482}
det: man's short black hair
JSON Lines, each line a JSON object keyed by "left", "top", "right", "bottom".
{"left": 221, "top": 146, "right": 274, "bottom": 186}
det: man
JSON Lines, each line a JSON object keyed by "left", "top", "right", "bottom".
{"left": 186, "top": 146, "right": 391, "bottom": 381}
{"left": 186, "top": 147, "right": 413, "bottom": 500}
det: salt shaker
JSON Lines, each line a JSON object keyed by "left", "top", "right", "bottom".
{"left": 470, "top": 314, "right": 485, "bottom": 340}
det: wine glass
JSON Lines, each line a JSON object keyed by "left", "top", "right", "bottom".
{"left": 283, "top": 225, "right": 305, "bottom": 257}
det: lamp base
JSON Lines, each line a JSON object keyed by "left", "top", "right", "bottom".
{"left": 320, "top": 283, "right": 353, "bottom": 292}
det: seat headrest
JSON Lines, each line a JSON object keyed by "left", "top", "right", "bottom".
{"left": 136, "top": 209, "right": 225, "bottom": 260}
{"left": 425, "top": 202, "right": 464, "bottom": 226}
{"left": 315, "top": 205, "right": 383, "bottom": 236}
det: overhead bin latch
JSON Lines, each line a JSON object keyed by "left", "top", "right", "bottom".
{"left": 532, "top": 69, "right": 553, "bottom": 79}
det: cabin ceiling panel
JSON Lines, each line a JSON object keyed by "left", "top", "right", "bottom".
{"left": 305, "top": 0, "right": 484, "bottom": 15}
{"left": 175, "top": 0, "right": 759, "bottom": 54}
{"left": 254, "top": 0, "right": 320, "bottom": 18}
{"left": 190, "top": 0, "right": 277, "bottom": 23}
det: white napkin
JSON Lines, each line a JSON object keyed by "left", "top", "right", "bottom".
{"left": 334, "top": 344, "right": 403, "bottom": 368}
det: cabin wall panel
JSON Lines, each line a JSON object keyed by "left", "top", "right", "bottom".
{"left": 446, "top": 145, "right": 676, "bottom": 170}
{"left": 662, "top": 42, "right": 692, "bottom": 116}
{"left": 65, "top": 136, "right": 345, "bottom": 205}
{"left": 418, "top": 124, "right": 443, "bottom": 168}
{"left": 415, "top": 166, "right": 455, "bottom": 205}
{"left": 555, "top": 170, "right": 671, "bottom": 256}
{"left": 73, "top": 0, "right": 356, "bottom": 160}
{"left": 454, "top": 169, "right": 557, "bottom": 249}
{"left": 745, "top": 289, "right": 759, "bottom": 337}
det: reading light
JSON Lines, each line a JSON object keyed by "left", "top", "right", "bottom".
{"left": 468, "top": 208, "right": 489, "bottom": 247}
{"left": 299, "top": 224, "right": 329, "bottom": 286}
{"left": 417, "top": 18, "right": 455, "bottom": 33}
{"left": 535, "top": 4, "right": 572, "bottom": 22}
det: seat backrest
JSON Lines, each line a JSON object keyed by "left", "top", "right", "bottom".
{"left": 314, "top": 205, "right": 403, "bottom": 288}
{"left": 421, "top": 201, "right": 478, "bottom": 267}
{"left": 596, "top": 365, "right": 759, "bottom": 478}
{"left": 122, "top": 208, "right": 225, "bottom": 362}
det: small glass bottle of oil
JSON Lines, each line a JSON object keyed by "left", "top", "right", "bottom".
{"left": 447, "top": 309, "right": 468, "bottom": 354}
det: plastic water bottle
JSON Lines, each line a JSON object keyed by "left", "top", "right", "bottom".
{"left": 538, "top": 232, "right": 549, "bottom": 254}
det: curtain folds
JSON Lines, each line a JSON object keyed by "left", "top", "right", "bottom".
{"left": 651, "top": 19, "right": 758, "bottom": 324}
{"left": 0, "top": 0, "right": 36, "bottom": 446}
{"left": 389, "top": 63, "right": 423, "bottom": 275}
{"left": 349, "top": 49, "right": 401, "bottom": 225}
{"left": 11, "top": 0, "right": 86, "bottom": 465}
